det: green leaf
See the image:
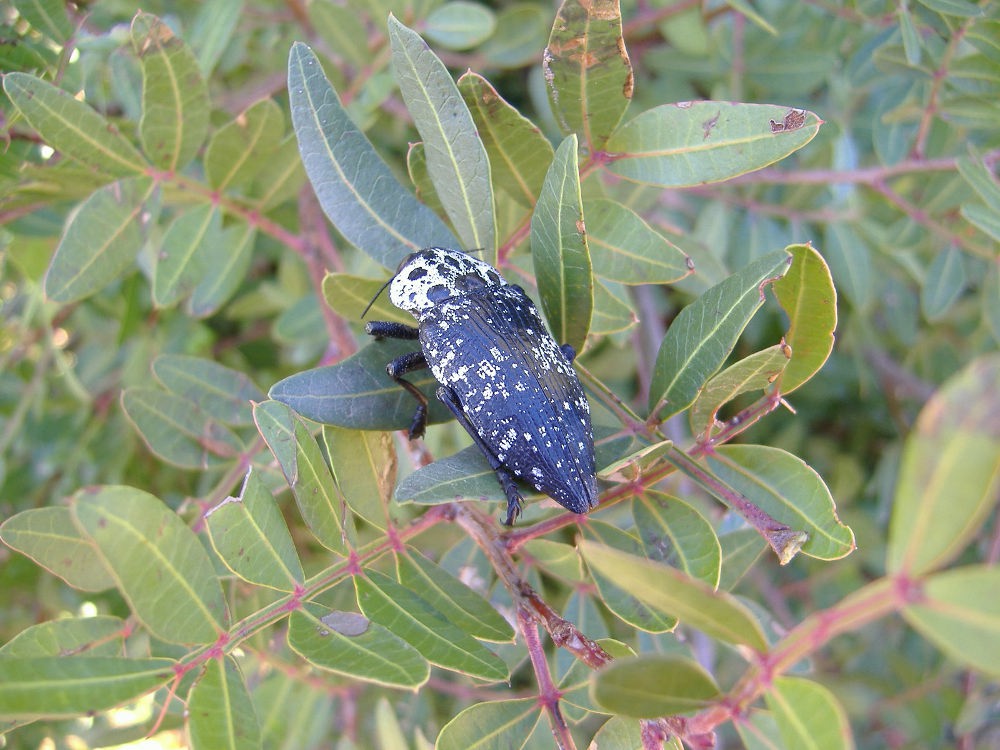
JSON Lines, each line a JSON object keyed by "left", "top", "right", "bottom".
{"left": 579, "top": 540, "right": 768, "bottom": 651}
{"left": 588, "top": 716, "right": 649, "bottom": 749}
{"left": 71, "top": 486, "right": 228, "bottom": 644}
{"left": 397, "top": 550, "right": 515, "bottom": 643}
{"left": 2, "top": 73, "right": 147, "bottom": 177}
{"left": 121, "top": 387, "right": 244, "bottom": 469}
{"left": 718, "top": 528, "right": 766, "bottom": 591}
{"left": 425, "top": 2, "right": 497, "bottom": 50}
{"left": 544, "top": 0, "right": 633, "bottom": 150}
{"left": 388, "top": 15, "right": 496, "bottom": 255}
{"left": 204, "top": 97, "right": 284, "bottom": 190}
{"left": 887, "top": 355, "right": 1000, "bottom": 575}
{"left": 648, "top": 249, "right": 792, "bottom": 418}
{"left": 724, "top": 0, "right": 777, "bottom": 35}
{"left": 395, "top": 442, "right": 502, "bottom": 507}
{"left": 531, "top": 134, "right": 593, "bottom": 352}
{"left": 153, "top": 354, "right": 264, "bottom": 427}
{"left": 188, "top": 0, "right": 244, "bottom": 76}
{"left": 708, "top": 446, "right": 856, "bottom": 561}
{"left": 249, "top": 134, "right": 306, "bottom": 210}
{"left": 923, "top": 246, "right": 968, "bottom": 323}
{"left": 0, "top": 616, "right": 125, "bottom": 658}
{"left": 956, "top": 154, "right": 1000, "bottom": 213}
{"left": 585, "top": 198, "right": 692, "bottom": 285}
{"left": 0, "top": 507, "right": 116, "bottom": 592}
{"left": 131, "top": 12, "right": 209, "bottom": 171}
{"left": 287, "top": 43, "right": 456, "bottom": 267}
{"left": 961, "top": 202, "right": 1000, "bottom": 243}
{"left": 253, "top": 400, "right": 353, "bottom": 555}
{"left": 188, "top": 657, "right": 261, "bottom": 750}
{"left": 916, "top": 0, "right": 984, "bottom": 17}
{"left": 0, "top": 657, "right": 175, "bottom": 719}
{"left": 205, "top": 469, "right": 305, "bottom": 591}
{"left": 458, "top": 71, "right": 554, "bottom": 208}
{"left": 633, "top": 492, "right": 721, "bottom": 586}
{"left": 188, "top": 221, "right": 257, "bottom": 317}
{"left": 821, "top": 223, "right": 872, "bottom": 311}
{"left": 12, "top": 0, "right": 73, "bottom": 42}
{"left": 268, "top": 340, "right": 453, "bottom": 430}
{"left": 308, "top": 0, "right": 370, "bottom": 67}
{"left": 584, "top": 522, "right": 677, "bottom": 633}
{"left": 480, "top": 5, "right": 550, "bottom": 68}
{"left": 435, "top": 698, "right": 539, "bottom": 750}
{"left": 772, "top": 244, "right": 838, "bottom": 394}
{"left": 322, "top": 272, "right": 410, "bottom": 325}
{"left": 287, "top": 603, "right": 429, "bottom": 689}
{"left": 606, "top": 103, "right": 821, "bottom": 187}
{"left": 591, "top": 654, "right": 720, "bottom": 717}
{"left": 765, "top": 677, "right": 854, "bottom": 750}
{"left": 153, "top": 204, "right": 223, "bottom": 307}
{"left": 323, "top": 427, "right": 395, "bottom": 529}
{"left": 689, "top": 346, "right": 790, "bottom": 438}
{"left": 355, "top": 571, "right": 508, "bottom": 681}
{"left": 44, "top": 177, "right": 158, "bottom": 303}
{"left": 903, "top": 565, "right": 1000, "bottom": 678}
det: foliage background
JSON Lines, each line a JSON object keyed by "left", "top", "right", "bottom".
{"left": 1, "top": 0, "right": 999, "bottom": 749}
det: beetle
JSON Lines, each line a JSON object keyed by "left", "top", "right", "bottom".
{"left": 364, "top": 247, "right": 598, "bottom": 525}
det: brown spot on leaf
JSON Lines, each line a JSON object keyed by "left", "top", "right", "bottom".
{"left": 770, "top": 109, "right": 806, "bottom": 133}
{"left": 702, "top": 111, "right": 720, "bottom": 140}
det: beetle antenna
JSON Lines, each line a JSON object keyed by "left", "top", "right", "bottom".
{"left": 361, "top": 275, "right": 394, "bottom": 320}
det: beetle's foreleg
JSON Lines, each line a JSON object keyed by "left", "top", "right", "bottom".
{"left": 384, "top": 350, "right": 431, "bottom": 440}
{"left": 436, "top": 385, "right": 524, "bottom": 526}
{"left": 365, "top": 321, "right": 420, "bottom": 340}
{"left": 560, "top": 343, "right": 576, "bottom": 363}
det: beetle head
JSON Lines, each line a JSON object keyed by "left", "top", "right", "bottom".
{"left": 389, "top": 247, "right": 506, "bottom": 314}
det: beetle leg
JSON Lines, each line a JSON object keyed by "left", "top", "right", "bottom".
{"left": 385, "top": 350, "right": 431, "bottom": 439}
{"left": 560, "top": 343, "right": 576, "bottom": 363}
{"left": 436, "top": 385, "right": 524, "bottom": 526}
{"left": 365, "top": 321, "right": 420, "bottom": 340}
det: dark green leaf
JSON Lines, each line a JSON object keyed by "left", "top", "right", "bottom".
{"left": 531, "top": 134, "right": 593, "bottom": 352}
{"left": 287, "top": 43, "right": 456, "bottom": 267}
{"left": 388, "top": 15, "right": 496, "bottom": 255}
{"left": 648, "top": 249, "right": 792, "bottom": 418}
{"left": 268, "top": 340, "right": 453, "bottom": 430}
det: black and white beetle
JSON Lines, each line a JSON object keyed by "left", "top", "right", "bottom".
{"left": 364, "top": 247, "right": 598, "bottom": 525}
